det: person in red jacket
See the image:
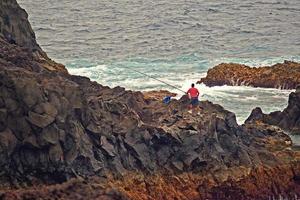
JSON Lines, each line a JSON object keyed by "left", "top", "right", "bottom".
{"left": 187, "top": 83, "right": 200, "bottom": 113}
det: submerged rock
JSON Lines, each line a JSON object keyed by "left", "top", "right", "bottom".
{"left": 197, "top": 61, "right": 300, "bottom": 89}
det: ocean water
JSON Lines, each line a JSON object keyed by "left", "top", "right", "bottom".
{"left": 18, "top": 0, "right": 300, "bottom": 124}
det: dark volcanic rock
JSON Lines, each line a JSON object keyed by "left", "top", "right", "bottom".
{"left": 0, "top": 0, "right": 41, "bottom": 52}
{"left": 197, "top": 61, "right": 300, "bottom": 89}
{"left": 2, "top": 163, "right": 300, "bottom": 200}
{"left": 0, "top": 0, "right": 67, "bottom": 72}
{"left": 246, "top": 86, "right": 300, "bottom": 135}
{"left": 0, "top": 1, "right": 300, "bottom": 199}
{"left": 0, "top": 50, "right": 296, "bottom": 187}
{"left": 0, "top": 178, "right": 130, "bottom": 200}
{"left": 2, "top": 56, "right": 296, "bottom": 193}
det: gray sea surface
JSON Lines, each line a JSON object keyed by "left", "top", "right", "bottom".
{"left": 19, "top": 0, "right": 300, "bottom": 61}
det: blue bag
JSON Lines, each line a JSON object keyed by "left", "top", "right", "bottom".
{"left": 163, "top": 96, "right": 171, "bottom": 104}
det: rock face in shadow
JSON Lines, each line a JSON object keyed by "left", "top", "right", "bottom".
{"left": 0, "top": 1, "right": 300, "bottom": 199}
{"left": 1, "top": 58, "right": 290, "bottom": 183}
{"left": 0, "top": 40, "right": 299, "bottom": 198}
{"left": 197, "top": 61, "right": 300, "bottom": 89}
{"left": 0, "top": 0, "right": 42, "bottom": 53}
{"left": 246, "top": 86, "right": 300, "bottom": 135}
{"left": 0, "top": 0, "right": 66, "bottom": 72}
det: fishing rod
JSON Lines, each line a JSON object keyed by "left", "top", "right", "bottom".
{"left": 123, "top": 67, "right": 187, "bottom": 94}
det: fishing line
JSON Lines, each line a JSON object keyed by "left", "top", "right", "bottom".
{"left": 122, "top": 66, "right": 187, "bottom": 94}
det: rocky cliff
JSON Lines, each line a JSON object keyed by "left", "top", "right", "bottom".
{"left": 0, "top": 1, "right": 300, "bottom": 199}
{"left": 1, "top": 47, "right": 300, "bottom": 198}
{"left": 198, "top": 61, "right": 300, "bottom": 89}
{"left": 246, "top": 86, "right": 300, "bottom": 135}
{"left": 0, "top": 0, "right": 42, "bottom": 53}
{"left": 0, "top": 0, "right": 66, "bottom": 72}
{"left": 1, "top": 48, "right": 295, "bottom": 184}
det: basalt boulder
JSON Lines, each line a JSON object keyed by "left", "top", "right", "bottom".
{"left": 246, "top": 86, "right": 300, "bottom": 135}
{"left": 198, "top": 61, "right": 300, "bottom": 89}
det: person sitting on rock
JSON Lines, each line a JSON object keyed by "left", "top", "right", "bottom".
{"left": 187, "top": 83, "right": 200, "bottom": 114}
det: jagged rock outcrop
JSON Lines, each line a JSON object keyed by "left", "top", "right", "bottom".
{"left": 0, "top": 0, "right": 42, "bottom": 53}
{"left": 0, "top": 43, "right": 299, "bottom": 198}
{"left": 0, "top": 38, "right": 67, "bottom": 73}
{"left": 1, "top": 58, "right": 292, "bottom": 183}
{"left": 0, "top": 0, "right": 66, "bottom": 72}
{"left": 246, "top": 86, "right": 300, "bottom": 135}
{"left": 0, "top": 1, "right": 300, "bottom": 199}
{"left": 197, "top": 61, "right": 300, "bottom": 89}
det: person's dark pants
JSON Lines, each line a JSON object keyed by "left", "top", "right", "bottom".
{"left": 191, "top": 97, "right": 199, "bottom": 107}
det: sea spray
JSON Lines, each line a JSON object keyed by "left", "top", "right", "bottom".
{"left": 66, "top": 57, "right": 293, "bottom": 124}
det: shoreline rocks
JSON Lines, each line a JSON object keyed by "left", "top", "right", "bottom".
{"left": 1, "top": 57, "right": 299, "bottom": 198}
{"left": 143, "top": 90, "right": 177, "bottom": 101}
{"left": 0, "top": 0, "right": 300, "bottom": 199}
{"left": 197, "top": 61, "right": 300, "bottom": 89}
{"left": 1, "top": 162, "right": 300, "bottom": 200}
{"left": 246, "top": 86, "right": 300, "bottom": 135}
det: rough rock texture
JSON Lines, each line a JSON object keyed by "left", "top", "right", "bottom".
{"left": 246, "top": 86, "right": 300, "bottom": 135}
{"left": 143, "top": 90, "right": 177, "bottom": 101}
{"left": 0, "top": 45, "right": 299, "bottom": 198}
{"left": 112, "top": 163, "right": 300, "bottom": 200}
{"left": 0, "top": 0, "right": 67, "bottom": 72}
{"left": 0, "top": 0, "right": 42, "bottom": 52}
{"left": 1, "top": 162, "right": 300, "bottom": 200}
{"left": 1, "top": 57, "right": 293, "bottom": 184}
{"left": 197, "top": 61, "right": 300, "bottom": 89}
{"left": 0, "top": 38, "right": 67, "bottom": 73}
{"left": 0, "top": 178, "right": 130, "bottom": 200}
{"left": 0, "top": 1, "right": 300, "bottom": 199}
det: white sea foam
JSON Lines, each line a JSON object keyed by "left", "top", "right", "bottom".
{"left": 18, "top": 0, "right": 300, "bottom": 144}
{"left": 245, "top": 96, "right": 258, "bottom": 100}
{"left": 209, "top": 56, "right": 300, "bottom": 69}
{"left": 65, "top": 59, "right": 294, "bottom": 125}
{"left": 68, "top": 64, "right": 108, "bottom": 79}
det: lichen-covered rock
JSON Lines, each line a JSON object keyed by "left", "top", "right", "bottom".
{"left": 198, "top": 61, "right": 300, "bottom": 89}
{"left": 2, "top": 163, "right": 300, "bottom": 200}
{"left": 0, "top": 178, "right": 130, "bottom": 200}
